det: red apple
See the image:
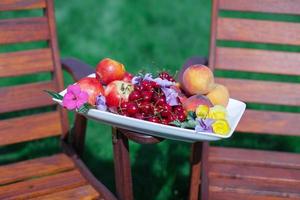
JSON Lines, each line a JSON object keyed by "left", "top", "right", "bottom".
{"left": 77, "top": 77, "right": 104, "bottom": 105}
{"left": 105, "top": 80, "right": 134, "bottom": 108}
{"left": 96, "top": 58, "right": 126, "bottom": 85}
{"left": 122, "top": 72, "right": 133, "bottom": 83}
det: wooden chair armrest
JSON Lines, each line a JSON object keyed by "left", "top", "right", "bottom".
{"left": 61, "top": 57, "right": 95, "bottom": 82}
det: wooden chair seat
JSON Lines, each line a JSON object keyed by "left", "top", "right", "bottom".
{"left": 0, "top": 153, "right": 101, "bottom": 200}
{"left": 208, "top": 147, "right": 300, "bottom": 200}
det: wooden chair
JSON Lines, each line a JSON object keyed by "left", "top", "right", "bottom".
{"left": 0, "top": 1, "right": 116, "bottom": 199}
{"left": 189, "top": 0, "right": 300, "bottom": 199}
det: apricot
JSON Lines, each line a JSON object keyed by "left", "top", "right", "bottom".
{"left": 206, "top": 84, "right": 229, "bottom": 107}
{"left": 182, "top": 94, "right": 213, "bottom": 112}
{"left": 181, "top": 65, "right": 215, "bottom": 95}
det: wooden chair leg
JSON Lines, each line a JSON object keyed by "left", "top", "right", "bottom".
{"left": 200, "top": 142, "right": 209, "bottom": 200}
{"left": 112, "top": 128, "right": 134, "bottom": 200}
{"left": 189, "top": 142, "right": 209, "bottom": 200}
{"left": 70, "top": 114, "right": 87, "bottom": 156}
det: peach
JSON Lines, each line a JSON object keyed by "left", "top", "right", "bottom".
{"left": 96, "top": 58, "right": 126, "bottom": 85}
{"left": 181, "top": 64, "right": 215, "bottom": 95}
{"left": 182, "top": 94, "right": 213, "bottom": 112}
{"left": 206, "top": 84, "right": 229, "bottom": 107}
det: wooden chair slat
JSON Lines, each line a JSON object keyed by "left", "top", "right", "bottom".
{"left": 0, "top": 111, "right": 62, "bottom": 146}
{"left": 236, "top": 110, "right": 300, "bottom": 136}
{"left": 34, "top": 185, "right": 100, "bottom": 200}
{"left": 0, "top": 81, "right": 57, "bottom": 113}
{"left": 217, "top": 18, "right": 300, "bottom": 45}
{"left": 216, "top": 77, "right": 300, "bottom": 106}
{"left": 0, "top": 17, "right": 50, "bottom": 45}
{"left": 0, "top": 170, "right": 87, "bottom": 199}
{"left": 215, "top": 47, "right": 300, "bottom": 76}
{"left": 0, "top": 48, "right": 54, "bottom": 78}
{"left": 0, "top": 153, "right": 74, "bottom": 185}
{"left": 210, "top": 162, "right": 300, "bottom": 184}
{"left": 210, "top": 177, "right": 300, "bottom": 200}
{"left": 0, "top": 0, "right": 46, "bottom": 11}
{"left": 219, "top": 0, "right": 300, "bottom": 15}
{"left": 210, "top": 147, "right": 300, "bottom": 169}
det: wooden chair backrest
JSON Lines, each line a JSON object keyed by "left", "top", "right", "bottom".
{"left": 209, "top": 0, "right": 300, "bottom": 136}
{"left": 0, "top": 0, "right": 68, "bottom": 146}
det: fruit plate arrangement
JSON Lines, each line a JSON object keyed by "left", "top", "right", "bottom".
{"left": 48, "top": 58, "right": 246, "bottom": 142}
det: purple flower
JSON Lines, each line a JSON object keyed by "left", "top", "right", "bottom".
{"left": 161, "top": 87, "right": 179, "bottom": 106}
{"left": 131, "top": 75, "right": 143, "bottom": 85}
{"left": 143, "top": 73, "right": 153, "bottom": 81}
{"left": 62, "top": 85, "right": 88, "bottom": 110}
{"left": 153, "top": 78, "right": 174, "bottom": 87}
{"left": 96, "top": 95, "right": 107, "bottom": 111}
{"left": 195, "top": 118, "right": 215, "bottom": 133}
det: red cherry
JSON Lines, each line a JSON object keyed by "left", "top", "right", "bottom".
{"left": 160, "top": 103, "right": 172, "bottom": 112}
{"left": 167, "top": 115, "right": 176, "bottom": 123}
{"left": 177, "top": 113, "right": 186, "bottom": 122}
{"left": 160, "top": 110, "right": 171, "bottom": 118}
{"left": 149, "top": 81, "right": 158, "bottom": 88}
{"left": 148, "top": 117, "right": 160, "bottom": 123}
{"left": 159, "top": 71, "right": 175, "bottom": 82}
{"left": 139, "top": 102, "right": 154, "bottom": 114}
{"left": 160, "top": 118, "right": 169, "bottom": 125}
{"left": 127, "top": 102, "right": 139, "bottom": 116}
{"left": 173, "top": 105, "right": 185, "bottom": 114}
{"left": 134, "top": 113, "right": 145, "bottom": 120}
{"left": 120, "top": 102, "right": 130, "bottom": 111}
{"left": 134, "top": 84, "right": 144, "bottom": 92}
{"left": 141, "top": 91, "right": 153, "bottom": 102}
{"left": 129, "top": 91, "right": 141, "bottom": 101}
{"left": 155, "top": 96, "right": 166, "bottom": 106}
{"left": 141, "top": 80, "right": 153, "bottom": 91}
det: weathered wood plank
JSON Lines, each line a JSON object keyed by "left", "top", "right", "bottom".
{"left": 236, "top": 110, "right": 300, "bottom": 136}
{"left": 216, "top": 78, "right": 300, "bottom": 106}
{"left": 0, "top": 154, "right": 74, "bottom": 185}
{"left": 0, "top": 17, "right": 50, "bottom": 44}
{"left": 0, "top": 48, "right": 54, "bottom": 77}
{"left": 0, "top": 170, "right": 87, "bottom": 199}
{"left": 210, "top": 147, "right": 300, "bottom": 169}
{"left": 219, "top": 0, "right": 300, "bottom": 15}
{"left": 210, "top": 186, "right": 300, "bottom": 200}
{"left": 215, "top": 47, "right": 300, "bottom": 76}
{"left": 34, "top": 185, "right": 100, "bottom": 200}
{"left": 0, "top": 81, "right": 57, "bottom": 113}
{"left": 0, "top": 0, "right": 46, "bottom": 11}
{"left": 210, "top": 162, "right": 300, "bottom": 184}
{"left": 0, "top": 111, "right": 62, "bottom": 146}
{"left": 217, "top": 18, "right": 300, "bottom": 45}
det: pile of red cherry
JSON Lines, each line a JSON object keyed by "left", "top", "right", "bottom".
{"left": 117, "top": 72, "right": 187, "bottom": 125}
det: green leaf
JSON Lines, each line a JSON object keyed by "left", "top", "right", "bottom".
{"left": 77, "top": 103, "right": 92, "bottom": 114}
{"left": 169, "top": 120, "right": 181, "bottom": 127}
{"left": 187, "top": 111, "right": 196, "bottom": 121}
{"left": 44, "top": 90, "right": 63, "bottom": 100}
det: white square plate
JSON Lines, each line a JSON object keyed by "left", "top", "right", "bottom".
{"left": 53, "top": 76, "right": 246, "bottom": 142}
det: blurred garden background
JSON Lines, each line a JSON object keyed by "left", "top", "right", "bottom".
{"left": 1, "top": 0, "right": 300, "bottom": 199}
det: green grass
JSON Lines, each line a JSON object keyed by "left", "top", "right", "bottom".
{"left": 1, "top": 0, "right": 300, "bottom": 199}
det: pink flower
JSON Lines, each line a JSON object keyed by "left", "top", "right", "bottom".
{"left": 62, "top": 85, "right": 88, "bottom": 110}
